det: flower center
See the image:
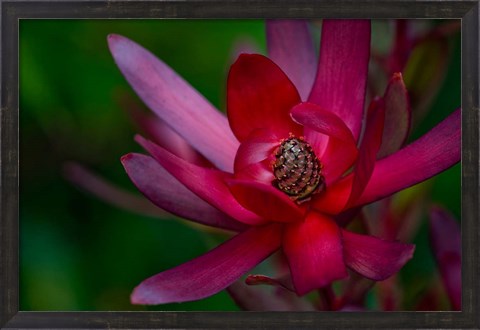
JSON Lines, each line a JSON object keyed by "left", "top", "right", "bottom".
{"left": 272, "top": 135, "right": 325, "bottom": 203}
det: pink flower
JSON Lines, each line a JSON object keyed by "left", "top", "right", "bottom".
{"left": 107, "top": 20, "right": 460, "bottom": 305}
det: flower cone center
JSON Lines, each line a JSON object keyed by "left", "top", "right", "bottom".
{"left": 272, "top": 136, "right": 325, "bottom": 203}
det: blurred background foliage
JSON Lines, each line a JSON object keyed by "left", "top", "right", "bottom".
{"left": 20, "top": 19, "right": 460, "bottom": 311}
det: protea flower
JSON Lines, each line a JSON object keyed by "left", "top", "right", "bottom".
{"left": 107, "top": 19, "right": 460, "bottom": 305}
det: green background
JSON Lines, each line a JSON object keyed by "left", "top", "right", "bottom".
{"left": 19, "top": 20, "right": 460, "bottom": 311}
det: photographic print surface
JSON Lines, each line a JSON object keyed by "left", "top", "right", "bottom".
{"left": 20, "top": 19, "right": 461, "bottom": 311}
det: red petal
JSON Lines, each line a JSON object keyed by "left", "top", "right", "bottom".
{"left": 108, "top": 34, "right": 238, "bottom": 172}
{"left": 227, "top": 54, "right": 302, "bottom": 141}
{"left": 347, "top": 98, "right": 385, "bottom": 206}
{"left": 429, "top": 206, "right": 461, "bottom": 310}
{"left": 290, "top": 102, "right": 358, "bottom": 184}
{"left": 378, "top": 73, "right": 411, "bottom": 158}
{"left": 127, "top": 103, "right": 211, "bottom": 167}
{"left": 266, "top": 20, "right": 316, "bottom": 101}
{"left": 234, "top": 129, "right": 279, "bottom": 172}
{"left": 283, "top": 212, "right": 348, "bottom": 295}
{"left": 308, "top": 20, "right": 371, "bottom": 141}
{"left": 121, "top": 153, "right": 247, "bottom": 232}
{"left": 136, "top": 135, "right": 265, "bottom": 226}
{"left": 354, "top": 109, "right": 460, "bottom": 206}
{"left": 234, "top": 161, "right": 275, "bottom": 184}
{"left": 342, "top": 230, "right": 415, "bottom": 281}
{"left": 312, "top": 176, "right": 353, "bottom": 215}
{"left": 131, "top": 224, "right": 282, "bottom": 304}
{"left": 227, "top": 179, "right": 305, "bottom": 223}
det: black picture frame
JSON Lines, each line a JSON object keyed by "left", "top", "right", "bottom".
{"left": 1, "top": 1, "right": 479, "bottom": 328}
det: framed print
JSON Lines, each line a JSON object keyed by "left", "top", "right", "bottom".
{"left": 1, "top": 1, "right": 479, "bottom": 329}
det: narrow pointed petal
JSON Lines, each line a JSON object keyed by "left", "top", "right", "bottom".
{"left": 107, "top": 34, "right": 238, "bottom": 172}
{"left": 291, "top": 102, "right": 358, "bottom": 184}
{"left": 347, "top": 99, "right": 385, "bottom": 206}
{"left": 342, "top": 230, "right": 415, "bottom": 281}
{"left": 283, "top": 212, "right": 348, "bottom": 295}
{"left": 121, "top": 153, "right": 247, "bottom": 232}
{"left": 429, "top": 206, "right": 461, "bottom": 310}
{"left": 309, "top": 20, "right": 371, "bottom": 141}
{"left": 378, "top": 73, "right": 411, "bottom": 158}
{"left": 245, "top": 274, "right": 295, "bottom": 292}
{"left": 227, "top": 179, "right": 305, "bottom": 223}
{"left": 266, "top": 20, "right": 317, "bottom": 101}
{"left": 131, "top": 224, "right": 282, "bottom": 304}
{"left": 63, "top": 162, "right": 168, "bottom": 218}
{"left": 354, "top": 109, "right": 460, "bottom": 206}
{"left": 126, "top": 101, "right": 210, "bottom": 166}
{"left": 227, "top": 54, "right": 302, "bottom": 142}
{"left": 136, "top": 135, "right": 264, "bottom": 226}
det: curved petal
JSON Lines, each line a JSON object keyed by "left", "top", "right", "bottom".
{"left": 135, "top": 135, "right": 265, "bottom": 226}
{"left": 227, "top": 179, "right": 305, "bottom": 223}
{"left": 308, "top": 20, "right": 371, "bottom": 141}
{"left": 131, "top": 223, "right": 282, "bottom": 304}
{"left": 290, "top": 102, "right": 358, "bottom": 184}
{"left": 227, "top": 54, "right": 302, "bottom": 142}
{"left": 378, "top": 73, "right": 411, "bottom": 158}
{"left": 235, "top": 161, "right": 275, "bottom": 184}
{"left": 429, "top": 206, "right": 461, "bottom": 310}
{"left": 354, "top": 109, "right": 461, "bottom": 207}
{"left": 283, "top": 212, "right": 348, "bottom": 295}
{"left": 347, "top": 99, "right": 385, "bottom": 206}
{"left": 312, "top": 176, "right": 353, "bottom": 215}
{"left": 266, "top": 20, "right": 317, "bottom": 101}
{"left": 108, "top": 34, "right": 238, "bottom": 172}
{"left": 121, "top": 153, "right": 247, "bottom": 232}
{"left": 342, "top": 230, "right": 415, "bottom": 281}
{"left": 234, "top": 129, "right": 280, "bottom": 172}
{"left": 126, "top": 101, "right": 211, "bottom": 167}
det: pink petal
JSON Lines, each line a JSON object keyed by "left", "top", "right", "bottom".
{"left": 121, "top": 153, "right": 247, "bottom": 232}
{"left": 234, "top": 129, "right": 279, "bottom": 172}
{"left": 308, "top": 20, "right": 371, "bottom": 141}
{"left": 283, "top": 212, "right": 348, "bottom": 295}
{"left": 227, "top": 179, "right": 305, "bottom": 223}
{"left": 347, "top": 99, "right": 385, "bottom": 206}
{"left": 290, "top": 102, "right": 358, "bottom": 184}
{"left": 126, "top": 101, "right": 211, "bottom": 166}
{"left": 342, "top": 230, "right": 415, "bottom": 281}
{"left": 429, "top": 206, "right": 461, "bottom": 310}
{"left": 136, "top": 135, "right": 265, "bottom": 226}
{"left": 227, "top": 54, "right": 302, "bottom": 142}
{"left": 107, "top": 34, "right": 238, "bottom": 172}
{"left": 266, "top": 20, "right": 317, "bottom": 101}
{"left": 354, "top": 109, "right": 460, "bottom": 206}
{"left": 234, "top": 161, "right": 275, "bottom": 184}
{"left": 63, "top": 162, "right": 169, "bottom": 218}
{"left": 377, "top": 73, "right": 411, "bottom": 158}
{"left": 131, "top": 224, "right": 282, "bottom": 304}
